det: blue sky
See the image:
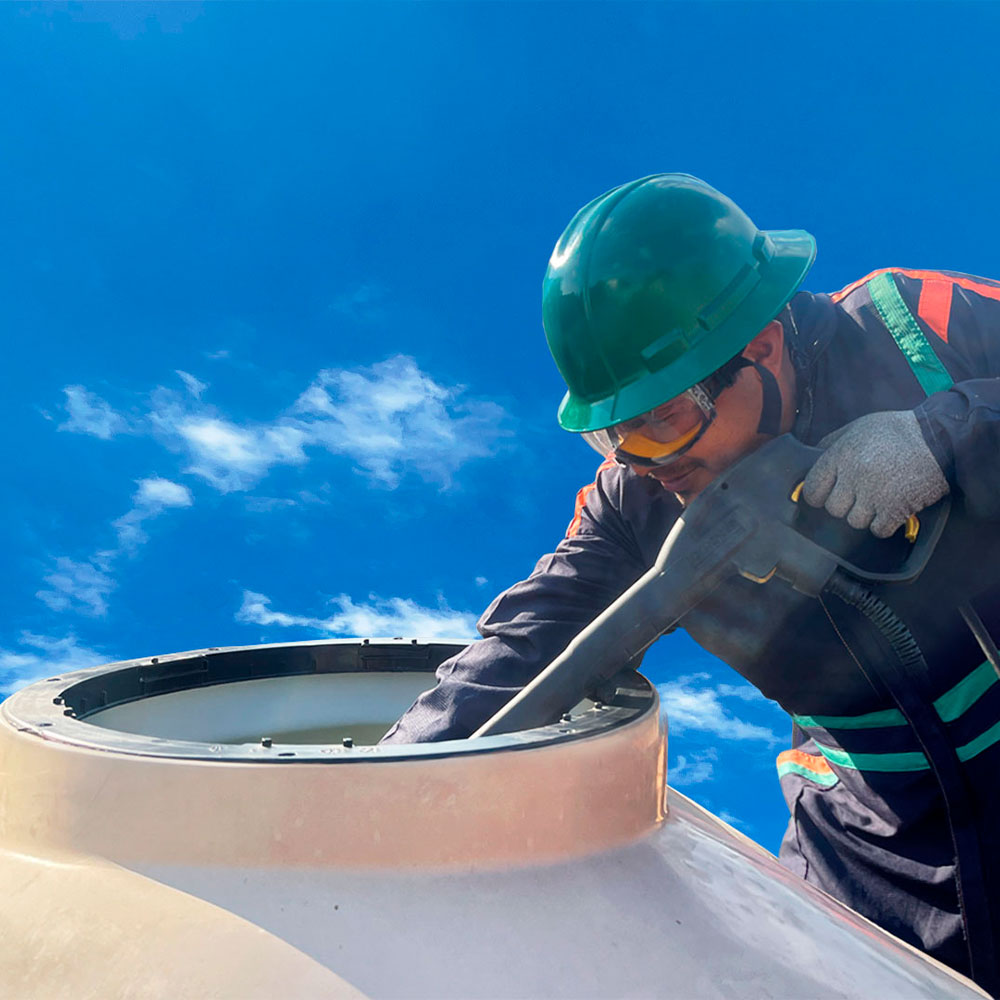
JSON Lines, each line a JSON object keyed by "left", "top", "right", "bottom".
{"left": 4, "top": 1, "right": 999, "bottom": 853}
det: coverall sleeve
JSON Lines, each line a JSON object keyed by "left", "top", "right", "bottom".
{"left": 380, "top": 462, "right": 652, "bottom": 743}
{"left": 902, "top": 273, "right": 1000, "bottom": 520}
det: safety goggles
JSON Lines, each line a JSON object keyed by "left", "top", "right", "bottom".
{"left": 582, "top": 382, "right": 717, "bottom": 468}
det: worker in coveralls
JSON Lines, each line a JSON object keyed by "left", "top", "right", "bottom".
{"left": 381, "top": 174, "right": 1000, "bottom": 995}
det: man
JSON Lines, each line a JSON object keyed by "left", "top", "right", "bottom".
{"left": 381, "top": 174, "right": 1000, "bottom": 993}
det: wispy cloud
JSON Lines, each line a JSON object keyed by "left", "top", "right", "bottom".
{"left": 670, "top": 748, "right": 719, "bottom": 787}
{"left": 293, "top": 356, "right": 510, "bottom": 487}
{"left": 0, "top": 632, "right": 107, "bottom": 693}
{"left": 59, "top": 386, "right": 129, "bottom": 440}
{"left": 39, "top": 476, "right": 194, "bottom": 618}
{"left": 244, "top": 496, "right": 297, "bottom": 513}
{"left": 176, "top": 370, "right": 208, "bottom": 399}
{"left": 37, "top": 557, "right": 116, "bottom": 617}
{"left": 237, "top": 589, "right": 479, "bottom": 640}
{"left": 718, "top": 809, "right": 752, "bottom": 834}
{"left": 658, "top": 673, "right": 781, "bottom": 745}
{"left": 61, "top": 354, "right": 510, "bottom": 494}
{"left": 173, "top": 418, "right": 310, "bottom": 492}
{"left": 113, "top": 477, "right": 193, "bottom": 551}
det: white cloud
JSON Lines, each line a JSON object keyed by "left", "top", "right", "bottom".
{"left": 236, "top": 590, "right": 479, "bottom": 640}
{"left": 58, "top": 386, "right": 128, "bottom": 440}
{"left": 0, "top": 633, "right": 107, "bottom": 692}
{"left": 475, "top": 576, "right": 488, "bottom": 588}
{"left": 294, "top": 355, "right": 509, "bottom": 488}
{"left": 43, "top": 355, "right": 508, "bottom": 618}
{"left": 175, "top": 417, "right": 310, "bottom": 492}
{"left": 135, "top": 477, "right": 193, "bottom": 509}
{"left": 113, "top": 477, "right": 193, "bottom": 550}
{"left": 718, "top": 809, "right": 752, "bottom": 834}
{"left": 38, "top": 477, "right": 194, "bottom": 619}
{"left": 37, "top": 557, "right": 115, "bottom": 617}
{"left": 657, "top": 673, "right": 781, "bottom": 745}
{"left": 176, "top": 370, "right": 208, "bottom": 399}
{"left": 714, "top": 682, "right": 769, "bottom": 702}
{"left": 244, "top": 496, "right": 297, "bottom": 513}
{"left": 138, "top": 354, "right": 509, "bottom": 493}
{"left": 670, "top": 748, "right": 718, "bottom": 787}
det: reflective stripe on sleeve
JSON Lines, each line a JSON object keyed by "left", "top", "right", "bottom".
{"left": 776, "top": 748, "right": 839, "bottom": 787}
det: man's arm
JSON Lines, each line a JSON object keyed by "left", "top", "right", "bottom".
{"left": 380, "top": 463, "right": 655, "bottom": 743}
{"left": 805, "top": 271, "right": 1000, "bottom": 532}
{"left": 905, "top": 272, "right": 1000, "bottom": 520}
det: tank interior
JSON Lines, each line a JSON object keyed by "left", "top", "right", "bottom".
{"left": 87, "top": 671, "right": 436, "bottom": 746}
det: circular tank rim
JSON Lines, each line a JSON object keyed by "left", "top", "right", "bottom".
{"left": 0, "top": 637, "right": 656, "bottom": 762}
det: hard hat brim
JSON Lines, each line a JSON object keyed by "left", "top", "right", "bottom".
{"left": 557, "top": 229, "right": 816, "bottom": 434}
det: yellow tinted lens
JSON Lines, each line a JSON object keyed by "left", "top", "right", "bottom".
{"left": 618, "top": 421, "right": 702, "bottom": 461}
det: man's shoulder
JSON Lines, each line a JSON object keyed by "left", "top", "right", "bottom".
{"left": 824, "top": 267, "right": 1000, "bottom": 309}
{"left": 566, "top": 456, "right": 679, "bottom": 544}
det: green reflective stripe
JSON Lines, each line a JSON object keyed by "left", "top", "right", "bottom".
{"left": 957, "top": 719, "right": 1000, "bottom": 763}
{"left": 794, "top": 706, "right": 906, "bottom": 731}
{"left": 813, "top": 740, "right": 929, "bottom": 772}
{"left": 868, "top": 272, "right": 954, "bottom": 395}
{"left": 777, "top": 760, "right": 839, "bottom": 787}
{"left": 934, "top": 660, "right": 998, "bottom": 723}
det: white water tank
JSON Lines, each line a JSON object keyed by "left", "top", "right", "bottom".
{"left": 0, "top": 639, "right": 986, "bottom": 998}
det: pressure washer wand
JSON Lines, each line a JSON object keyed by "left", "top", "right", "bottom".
{"left": 472, "top": 433, "right": 948, "bottom": 740}
{"left": 471, "top": 508, "right": 758, "bottom": 738}
{"left": 472, "top": 435, "right": 839, "bottom": 739}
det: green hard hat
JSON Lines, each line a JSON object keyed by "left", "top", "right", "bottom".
{"left": 543, "top": 174, "right": 816, "bottom": 433}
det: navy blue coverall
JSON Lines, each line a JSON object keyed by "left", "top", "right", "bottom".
{"left": 382, "top": 269, "right": 1000, "bottom": 994}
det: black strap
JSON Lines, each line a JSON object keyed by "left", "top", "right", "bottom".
{"left": 720, "top": 357, "right": 783, "bottom": 437}
{"left": 752, "top": 361, "right": 782, "bottom": 437}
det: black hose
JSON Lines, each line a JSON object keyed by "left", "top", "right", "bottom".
{"left": 824, "top": 569, "right": 997, "bottom": 991}
{"left": 823, "top": 572, "right": 930, "bottom": 685}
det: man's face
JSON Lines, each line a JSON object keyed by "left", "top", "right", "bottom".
{"left": 627, "top": 368, "right": 769, "bottom": 502}
{"left": 621, "top": 322, "right": 791, "bottom": 503}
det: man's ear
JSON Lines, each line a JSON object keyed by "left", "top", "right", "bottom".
{"left": 742, "top": 319, "right": 785, "bottom": 373}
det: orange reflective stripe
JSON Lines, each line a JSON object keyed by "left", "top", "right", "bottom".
{"left": 918, "top": 278, "right": 954, "bottom": 342}
{"left": 566, "top": 456, "right": 616, "bottom": 538}
{"left": 831, "top": 267, "right": 1000, "bottom": 306}
{"left": 830, "top": 268, "right": 894, "bottom": 303}
{"left": 776, "top": 748, "right": 834, "bottom": 777}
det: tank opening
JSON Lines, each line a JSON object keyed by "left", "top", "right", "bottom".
{"left": 2, "top": 639, "right": 654, "bottom": 762}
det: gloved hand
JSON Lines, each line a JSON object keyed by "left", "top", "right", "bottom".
{"left": 802, "top": 410, "right": 950, "bottom": 538}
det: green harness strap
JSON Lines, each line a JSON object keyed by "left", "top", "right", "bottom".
{"left": 781, "top": 270, "right": 956, "bottom": 785}
{"left": 866, "top": 271, "right": 954, "bottom": 394}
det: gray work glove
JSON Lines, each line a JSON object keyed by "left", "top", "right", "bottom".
{"left": 802, "top": 410, "right": 949, "bottom": 538}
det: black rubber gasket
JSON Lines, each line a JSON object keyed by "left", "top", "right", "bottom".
{"left": 0, "top": 638, "right": 655, "bottom": 763}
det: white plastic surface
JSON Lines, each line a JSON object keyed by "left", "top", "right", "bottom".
{"left": 87, "top": 671, "right": 437, "bottom": 744}
{"left": 133, "top": 791, "right": 984, "bottom": 999}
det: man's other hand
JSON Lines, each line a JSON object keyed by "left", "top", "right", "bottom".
{"left": 802, "top": 410, "right": 949, "bottom": 538}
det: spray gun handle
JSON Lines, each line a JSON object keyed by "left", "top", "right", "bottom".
{"left": 731, "top": 435, "right": 950, "bottom": 592}
{"left": 780, "top": 434, "right": 951, "bottom": 585}
{"left": 833, "top": 497, "right": 950, "bottom": 584}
